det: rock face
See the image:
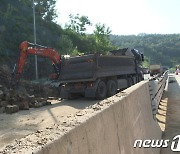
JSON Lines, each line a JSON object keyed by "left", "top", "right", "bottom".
{"left": 0, "top": 65, "right": 59, "bottom": 114}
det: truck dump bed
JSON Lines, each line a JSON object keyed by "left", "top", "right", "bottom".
{"left": 149, "top": 64, "right": 161, "bottom": 70}
{"left": 59, "top": 54, "right": 136, "bottom": 83}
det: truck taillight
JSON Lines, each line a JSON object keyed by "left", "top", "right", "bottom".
{"left": 49, "top": 73, "right": 58, "bottom": 80}
{"left": 87, "top": 59, "right": 93, "bottom": 62}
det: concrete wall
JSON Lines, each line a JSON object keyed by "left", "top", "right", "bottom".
{"left": 36, "top": 81, "right": 162, "bottom": 154}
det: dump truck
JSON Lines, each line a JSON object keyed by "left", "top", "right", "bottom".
{"left": 59, "top": 48, "right": 144, "bottom": 99}
{"left": 149, "top": 64, "right": 162, "bottom": 76}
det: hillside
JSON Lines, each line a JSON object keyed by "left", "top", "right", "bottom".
{"left": 0, "top": 0, "right": 113, "bottom": 79}
{"left": 110, "top": 34, "right": 180, "bottom": 67}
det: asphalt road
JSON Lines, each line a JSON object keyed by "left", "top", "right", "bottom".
{"left": 160, "top": 74, "right": 180, "bottom": 154}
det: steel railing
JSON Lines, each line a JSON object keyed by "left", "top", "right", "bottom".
{"left": 148, "top": 71, "right": 168, "bottom": 116}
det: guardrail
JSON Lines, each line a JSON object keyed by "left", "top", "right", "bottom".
{"left": 148, "top": 71, "right": 168, "bottom": 116}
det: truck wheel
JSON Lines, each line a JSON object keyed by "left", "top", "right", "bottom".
{"left": 128, "top": 77, "right": 134, "bottom": 87}
{"left": 107, "top": 80, "right": 117, "bottom": 97}
{"left": 95, "top": 81, "right": 107, "bottom": 100}
{"left": 138, "top": 74, "right": 144, "bottom": 82}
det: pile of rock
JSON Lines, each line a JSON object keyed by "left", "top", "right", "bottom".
{"left": 0, "top": 83, "right": 59, "bottom": 114}
{"left": 0, "top": 84, "right": 28, "bottom": 113}
{"left": 23, "top": 81, "right": 60, "bottom": 98}
{"left": 0, "top": 65, "right": 60, "bottom": 114}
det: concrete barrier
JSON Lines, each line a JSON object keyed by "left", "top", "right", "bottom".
{"left": 35, "top": 81, "right": 162, "bottom": 154}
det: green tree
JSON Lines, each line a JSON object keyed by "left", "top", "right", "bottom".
{"left": 56, "top": 35, "right": 74, "bottom": 54}
{"left": 35, "top": 0, "right": 57, "bottom": 22}
{"left": 93, "top": 23, "right": 113, "bottom": 52}
{"left": 65, "top": 14, "right": 92, "bottom": 34}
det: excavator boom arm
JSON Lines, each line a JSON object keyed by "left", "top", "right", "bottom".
{"left": 16, "top": 41, "right": 61, "bottom": 79}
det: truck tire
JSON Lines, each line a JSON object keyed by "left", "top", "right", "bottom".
{"left": 128, "top": 77, "right": 134, "bottom": 87}
{"left": 107, "top": 80, "right": 117, "bottom": 97}
{"left": 138, "top": 74, "right": 144, "bottom": 82}
{"left": 95, "top": 81, "right": 107, "bottom": 100}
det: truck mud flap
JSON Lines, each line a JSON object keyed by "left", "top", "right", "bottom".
{"left": 85, "top": 89, "right": 96, "bottom": 98}
{"left": 85, "top": 79, "right": 101, "bottom": 98}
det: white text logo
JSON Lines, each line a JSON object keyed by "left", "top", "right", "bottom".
{"left": 134, "top": 135, "right": 180, "bottom": 151}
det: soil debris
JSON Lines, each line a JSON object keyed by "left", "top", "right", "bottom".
{"left": 0, "top": 65, "right": 60, "bottom": 114}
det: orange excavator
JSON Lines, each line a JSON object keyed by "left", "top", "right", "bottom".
{"left": 12, "top": 41, "right": 61, "bottom": 84}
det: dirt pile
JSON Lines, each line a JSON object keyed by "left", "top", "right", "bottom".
{"left": 23, "top": 81, "right": 60, "bottom": 98}
{"left": 0, "top": 65, "right": 60, "bottom": 114}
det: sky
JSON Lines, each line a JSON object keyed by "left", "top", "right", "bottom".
{"left": 55, "top": 0, "right": 180, "bottom": 35}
